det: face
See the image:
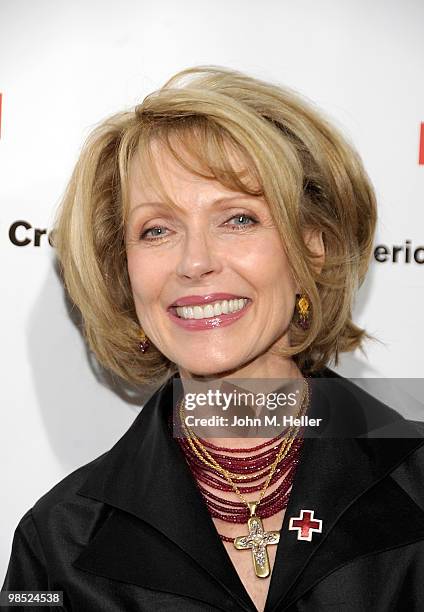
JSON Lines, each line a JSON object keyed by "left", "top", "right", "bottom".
{"left": 125, "top": 139, "right": 314, "bottom": 380}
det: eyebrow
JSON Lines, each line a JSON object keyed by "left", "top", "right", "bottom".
{"left": 128, "top": 195, "right": 258, "bottom": 218}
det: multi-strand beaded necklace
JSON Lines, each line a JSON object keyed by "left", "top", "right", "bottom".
{"left": 171, "top": 379, "right": 310, "bottom": 578}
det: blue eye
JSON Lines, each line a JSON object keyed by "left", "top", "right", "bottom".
{"left": 140, "top": 226, "right": 168, "bottom": 240}
{"left": 139, "top": 213, "right": 258, "bottom": 241}
{"left": 227, "top": 214, "right": 258, "bottom": 229}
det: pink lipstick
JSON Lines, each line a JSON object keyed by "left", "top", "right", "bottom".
{"left": 167, "top": 297, "right": 252, "bottom": 331}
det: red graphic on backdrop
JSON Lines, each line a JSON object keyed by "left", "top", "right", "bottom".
{"left": 420, "top": 123, "right": 424, "bottom": 165}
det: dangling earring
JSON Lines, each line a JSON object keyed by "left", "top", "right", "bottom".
{"left": 139, "top": 328, "right": 151, "bottom": 353}
{"left": 295, "top": 293, "right": 311, "bottom": 330}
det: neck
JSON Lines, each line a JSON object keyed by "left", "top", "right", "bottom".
{"left": 176, "top": 356, "right": 307, "bottom": 450}
{"left": 178, "top": 353, "right": 303, "bottom": 385}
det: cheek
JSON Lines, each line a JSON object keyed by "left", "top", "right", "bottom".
{"left": 126, "top": 254, "right": 140, "bottom": 293}
{"left": 126, "top": 253, "right": 158, "bottom": 303}
{"left": 229, "top": 235, "right": 293, "bottom": 287}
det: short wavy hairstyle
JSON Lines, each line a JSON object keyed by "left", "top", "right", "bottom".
{"left": 52, "top": 65, "right": 378, "bottom": 387}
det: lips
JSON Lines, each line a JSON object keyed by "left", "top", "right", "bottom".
{"left": 168, "top": 293, "right": 249, "bottom": 309}
{"left": 167, "top": 296, "right": 252, "bottom": 330}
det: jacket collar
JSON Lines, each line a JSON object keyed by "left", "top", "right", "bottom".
{"left": 73, "top": 369, "right": 424, "bottom": 612}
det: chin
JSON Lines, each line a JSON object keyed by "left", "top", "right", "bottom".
{"left": 178, "top": 357, "right": 242, "bottom": 379}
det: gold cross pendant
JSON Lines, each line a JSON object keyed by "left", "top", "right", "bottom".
{"left": 233, "top": 502, "right": 280, "bottom": 578}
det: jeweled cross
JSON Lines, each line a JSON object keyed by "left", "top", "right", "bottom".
{"left": 288, "top": 509, "right": 322, "bottom": 541}
{"left": 233, "top": 502, "right": 280, "bottom": 578}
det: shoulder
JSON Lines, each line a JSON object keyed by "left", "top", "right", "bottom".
{"left": 390, "top": 420, "right": 424, "bottom": 511}
{"left": 3, "top": 450, "right": 119, "bottom": 591}
{"left": 17, "top": 451, "right": 112, "bottom": 544}
{"left": 408, "top": 420, "right": 424, "bottom": 436}
{"left": 35, "top": 452, "right": 107, "bottom": 507}
{"left": 313, "top": 366, "right": 424, "bottom": 438}
{"left": 15, "top": 379, "right": 168, "bottom": 541}
{"left": 317, "top": 367, "right": 424, "bottom": 500}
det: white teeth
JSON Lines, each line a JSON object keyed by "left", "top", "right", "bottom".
{"left": 213, "top": 302, "right": 222, "bottom": 316}
{"left": 175, "top": 298, "right": 249, "bottom": 320}
{"left": 202, "top": 304, "right": 215, "bottom": 318}
{"left": 193, "top": 306, "right": 203, "bottom": 319}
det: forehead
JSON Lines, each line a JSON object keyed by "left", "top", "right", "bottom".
{"left": 128, "top": 140, "right": 207, "bottom": 197}
{"left": 127, "top": 134, "right": 261, "bottom": 209}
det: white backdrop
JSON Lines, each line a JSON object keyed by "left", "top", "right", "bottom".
{"left": 1, "top": 0, "right": 423, "bottom": 579}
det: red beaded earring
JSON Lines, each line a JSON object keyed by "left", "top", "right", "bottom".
{"left": 139, "top": 328, "right": 151, "bottom": 353}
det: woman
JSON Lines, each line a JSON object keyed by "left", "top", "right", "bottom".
{"left": 2, "top": 65, "right": 424, "bottom": 612}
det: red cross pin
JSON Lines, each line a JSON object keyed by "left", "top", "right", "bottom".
{"left": 289, "top": 509, "right": 323, "bottom": 541}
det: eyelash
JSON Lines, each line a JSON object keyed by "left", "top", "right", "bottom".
{"left": 139, "top": 213, "right": 259, "bottom": 241}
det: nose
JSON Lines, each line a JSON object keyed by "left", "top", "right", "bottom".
{"left": 175, "top": 229, "right": 222, "bottom": 281}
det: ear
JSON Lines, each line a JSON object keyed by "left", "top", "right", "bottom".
{"left": 296, "top": 229, "right": 325, "bottom": 291}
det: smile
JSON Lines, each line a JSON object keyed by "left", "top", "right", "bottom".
{"left": 167, "top": 298, "right": 252, "bottom": 331}
{"left": 175, "top": 298, "right": 249, "bottom": 320}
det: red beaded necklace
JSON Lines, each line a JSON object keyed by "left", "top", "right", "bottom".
{"left": 178, "top": 436, "right": 303, "bottom": 542}
{"left": 177, "top": 432, "right": 304, "bottom": 541}
{"left": 171, "top": 380, "right": 309, "bottom": 545}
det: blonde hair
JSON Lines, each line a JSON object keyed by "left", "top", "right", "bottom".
{"left": 52, "top": 65, "right": 378, "bottom": 386}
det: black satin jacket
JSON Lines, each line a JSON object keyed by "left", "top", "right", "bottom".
{"left": 2, "top": 368, "right": 424, "bottom": 611}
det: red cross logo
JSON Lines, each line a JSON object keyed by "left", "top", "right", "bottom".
{"left": 289, "top": 509, "right": 323, "bottom": 541}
